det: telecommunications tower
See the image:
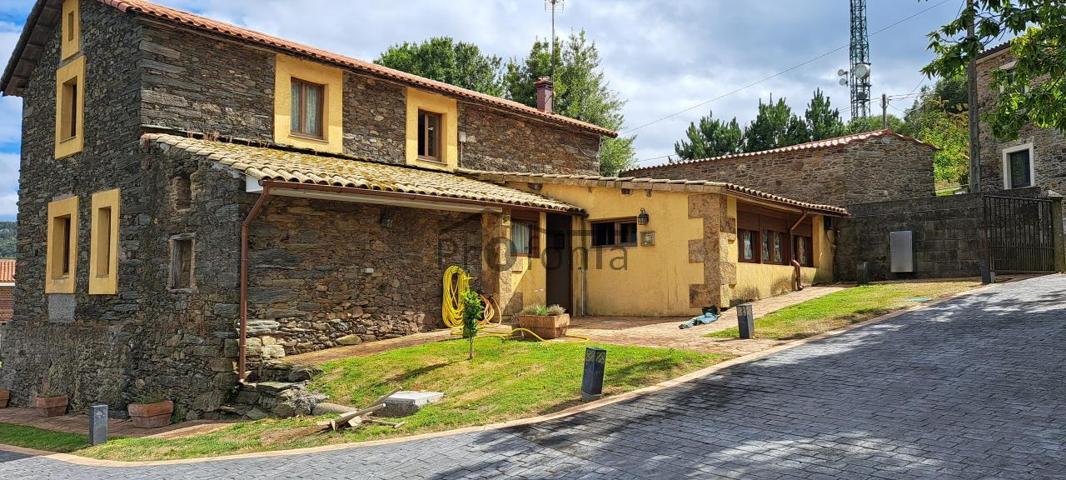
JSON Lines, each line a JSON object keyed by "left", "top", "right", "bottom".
{"left": 838, "top": 0, "right": 872, "bottom": 119}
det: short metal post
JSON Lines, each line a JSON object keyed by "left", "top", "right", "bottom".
{"left": 737, "top": 303, "right": 755, "bottom": 339}
{"left": 856, "top": 262, "right": 870, "bottom": 285}
{"left": 581, "top": 347, "right": 606, "bottom": 401}
{"left": 89, "top": 404, "right": 108, "bottom": 445}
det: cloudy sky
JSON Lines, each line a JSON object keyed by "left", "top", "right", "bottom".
{"left": 0, "top": 0, "right": 963, "bottom": 221}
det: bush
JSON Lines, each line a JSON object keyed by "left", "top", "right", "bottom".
{"left": 520, "top": 304, "right": 566, "bottom": 316}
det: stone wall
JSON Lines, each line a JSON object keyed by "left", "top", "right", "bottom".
{"left": 687, "top": 194, "right": 737, "bottom": 309}
{"left": 977, "top": 51, "right": 1066, "bottom": 199}
{"left": 137, "top": 22, "right": 601, "bottom": 174}
{"left": 625, "top": 135, "right": 935, "bottom": 206}
{"left": 245, "top": 198, "right": 483, "bottom": 357}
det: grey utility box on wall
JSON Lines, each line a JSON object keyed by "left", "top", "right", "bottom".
{"left": 890, "top": 231, "right": 914, "bottom": 273}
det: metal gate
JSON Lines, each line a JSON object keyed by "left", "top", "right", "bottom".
{"left": 984, "top": 195, "right": 1056, "bottom": 273}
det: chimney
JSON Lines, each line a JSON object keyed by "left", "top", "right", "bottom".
{"left": 535, "top": 77, "right": 554, "bottom": 114}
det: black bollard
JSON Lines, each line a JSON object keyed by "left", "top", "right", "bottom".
{"left": 89, "top": 404, "right": 108, "bottom": 445}
{"left": 737, "top": 303, "right": 755, "bottom": 339}
{"left": 581, "top": 347, "right": 607, "bottom": 401}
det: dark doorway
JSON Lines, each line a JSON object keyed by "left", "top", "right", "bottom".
{"left": 545, "top": 213, "right": 573, "bottom": 313}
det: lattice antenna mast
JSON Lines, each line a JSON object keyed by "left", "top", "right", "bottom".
{"left": 849, "top": 0, "right": 872, "bottom": 119}
{"left": 545, "top": 0, "right": 565, "bottom": 76}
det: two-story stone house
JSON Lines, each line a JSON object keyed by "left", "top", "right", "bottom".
{"left": 976, "top": 42, "right": 1066, "bottom": 197}
{"left": 0, "top": 0, "right": 848, "bottom": 418}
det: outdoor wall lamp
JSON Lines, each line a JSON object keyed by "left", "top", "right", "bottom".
{"left": 637, "top": 208, "right": 650, "bottom": 225}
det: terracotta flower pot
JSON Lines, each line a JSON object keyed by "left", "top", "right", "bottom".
{"left": 34, "top": 395, "right": 68, "bottom": 417}
{"left": 128, "top": 400, "right": 174, "bottom": 428}
{"left": 0, "top": 389, "right": 10, "bottom": 408}
{"left": 517, "top": 313, "right": 571, "bottom": 339}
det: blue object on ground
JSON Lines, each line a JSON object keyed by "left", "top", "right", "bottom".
{"left": 679, "top": 311, "right": 720, "bottom": 329}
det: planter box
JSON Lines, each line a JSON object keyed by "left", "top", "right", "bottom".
{"left": 129, "top": 400, "right": 174, "bottom": 428}
{"left": 517, "top": 313, "right": 570, "bottom": 340}
{"left": 34, "top": 396, "right": 68, "bottom": 417}
{"left": 0, "top": 389, "right": 9, "bottom": 408}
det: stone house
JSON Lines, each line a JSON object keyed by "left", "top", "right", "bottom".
{"left": 976, "top": 43, "right": 1066, "bottom": 198}
{"left": 623, "top": 130, "right": 937, "bottom": 207}
{"left": 0, "top": 259, "right": 13, "bottom": 323}
{"left": 0, "top": 0, "right": 848, "bottom": 418}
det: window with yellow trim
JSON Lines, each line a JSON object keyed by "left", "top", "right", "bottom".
{"left": 55, "top": 56, "right": 86, "bottom": 159}
{"left": 405, "top": 88, "right": 458, "bottom": 170}
{"left": 46, "top": 196, "right": 79, "bottom": 294}
{"left": 60, "top": 0, "right": 80, "bottom": 60}
{"left": 273, "top": 54, "right": 343, "bottom": 153}
{"left": 89, "top": 189, "right": 119, "bottom": 295}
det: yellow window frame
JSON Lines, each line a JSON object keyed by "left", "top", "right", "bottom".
{"left": 60, "top": 0, "right": 80, "bottom": 60}
{"left": 405, "top": 88, "right": 458, "bottom": 170}
{"left": 46, "top": 196, "right": 79, "bottom": 294}
{"left": 273, "top": 54, "right": 344, "bottom": 154}
{"left": 89, "top": 189, "right": 119, "bottom": 295}
{"left": 55, "top": 55, "right": 86, "bottom": 159}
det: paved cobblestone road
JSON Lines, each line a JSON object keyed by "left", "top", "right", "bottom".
{"left": 2, "top": 275, "right": 1064, "bottom": 479}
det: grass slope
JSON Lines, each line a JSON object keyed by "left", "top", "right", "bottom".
{"left": 0, "top": 423, "right": 89, "bottom": 452}
{"left": 708, "top": 280, "right": 979, "bottom": 340}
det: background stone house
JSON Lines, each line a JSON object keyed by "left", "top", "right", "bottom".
{"left": 623, "top": 130, "right": 937, "bottom": 207}
{"left": 976, "top": 44, "right": 1066, "bottom": 199}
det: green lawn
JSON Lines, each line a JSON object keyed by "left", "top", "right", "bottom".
{"left": 708, "top": 280, "right": 980, "bottom": 340}
{"left": 15, "top": 337, "right": 726, "bottom": 462}
{"left": 0, "top": 423, "right": 89, "bottom": 452}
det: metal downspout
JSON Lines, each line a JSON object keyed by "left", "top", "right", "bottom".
{"left": 239, "top": 184, "right": 273, "bottom": 382}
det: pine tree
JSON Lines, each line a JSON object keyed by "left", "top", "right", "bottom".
{"left": 804, "top": 89, "right": 846, "bottom": 141}
{"left": 743, "top": 97, "right": 807, "bottom": 152}
{"left": 673, "top": 111, "right": 744, "bottom": 160}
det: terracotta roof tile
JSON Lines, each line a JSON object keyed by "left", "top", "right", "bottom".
{"left": 93, "top": 0, "right": 615, "bottom": 138}
{"left": 461, "top": 169, "right": 849, "bottom": 216}
{"left": 624, "top": 129, "right": 934, "bottom": 174}
{"left": 0, "top": 259, "right": 14, "bottom": 284}
{"left": 143, "top": 134, "right": 581, "bottom": 213}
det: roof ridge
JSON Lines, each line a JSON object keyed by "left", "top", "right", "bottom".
{"left": 96, "top": 0, "right": 615, "bottom": 138}
{"left": 625, "top": 129, "right": 933, "bottom": 173}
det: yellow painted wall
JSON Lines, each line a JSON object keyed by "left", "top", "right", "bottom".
{"left": 525, "top": 184, "right": 705, "bottom": 317}
{"left": 273, "top": 54, "right": 344, "bottom": 153}
{"left": 54, "top": 55, "right": 85, "bottom": 159}
{"left": 405, "top": 88, "right": 459, "bottom": 171}
{"left": 510, "top": 211, "right": 548, "bottom": 310}
{"left": 734, "top": 213, "right": 833, "bottom": 302}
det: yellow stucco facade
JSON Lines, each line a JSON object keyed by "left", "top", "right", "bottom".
{"left": 273, "top": 54, "right": 345, "bottom": 154}
{"left": 404, "top": 88, "right": 459, "bottom": 171}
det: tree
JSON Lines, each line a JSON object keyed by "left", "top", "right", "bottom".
{"left": 847, "top": 114, "right": 906, "bottom": 134}
{"left": 923, "top": 1, "right": 1066, "bottom": 139}
{"left": 376, "top": 37, "right": 504, "bottom": 97}
{"left": 743, "top": 97, "right": 808, "bottom": 151}
{"left": 904, "top": 76, "right": 971, "bottom": 189}
{"left": 804, "top": 89, "right": 846, "bottom": 141}
{"left": 673, "top": 111, "right": 744, "bottom": 160}
{"left": 504, "top": 32, "right": 636, "bottom": 175}
{"left": 461, "top": 289, "right": 483, "bottom": 360}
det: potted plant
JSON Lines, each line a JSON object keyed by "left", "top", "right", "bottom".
{"left": 0, "top": 388, "right": 10, "bottom": 408}
{"left": 128, "top": 390, "right": 174, "bottom": 428}
{"left": 34, "top": 365, "right": 67, "bottom": 417}
{"left": 517, "top": 304, "right": 570, "bottom": 340}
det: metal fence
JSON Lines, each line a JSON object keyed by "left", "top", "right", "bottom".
{"left": 984, "top": 195, "right": 1056, "bottom": 273}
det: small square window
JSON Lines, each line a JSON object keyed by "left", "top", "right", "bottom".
{"left": 739, "top": 229, "right": 759, "bottom": 263}
{"left": 592, "top": 223, "right": 615, "bottom": 247}
{"left": 618, "top": 222, "right": 638, "bottom": 246}
{"left": 510, "top": 220, "right": 537, "bottom": 257}
{"left": 1005, "top": 148, "right": 1032, "bottom": 189}
{"left": 169, "top": 236, "right": 195, "bottom": 291}
{"left": 418, "top": 110, "right": 443, "bottom": 162}
{"left": 592, "top": 220, "right": 639, "bottom": 247}
{"left": 290, "top": 78, "right": 325, "bottom": 139}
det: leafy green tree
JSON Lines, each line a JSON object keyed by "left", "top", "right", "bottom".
{"left": 376, "top": 37, "right": 505, "bottom": 97}
{"left": 847, "top": 114, "right": 906, "bottom": 134}
{"left": 923, "top": 1, "right": 1066, "bottom": 139}
{"left": 904, "top": 77, "right": 971, "bottom": 189}
{"left": 743, "top": 97, "right": 808, "bottom": 151}
{"left": 673, "top": 111, "right": 744, "bottom": 160}
{"left": 461, "top": 289, "right": 483, "bottom": 360}
{"left": 503, "top": 32, "right": 636, "bottom": 175}
{"left": 0, "top": 221, "right": 14, "bottom": 258}
{"left": 804, "top": 89, "right": 846, "bottom": 140}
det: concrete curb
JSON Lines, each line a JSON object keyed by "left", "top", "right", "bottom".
{"left": 0, "top": 280, "right": 1001, "bottom": 468}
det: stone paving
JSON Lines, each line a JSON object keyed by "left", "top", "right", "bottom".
{"left": 2, "top": 275, "right": 1064, "bottom": 479}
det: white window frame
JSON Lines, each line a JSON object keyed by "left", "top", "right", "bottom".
{"left": 1001, "top": 142, "right": 1035, "bottom": 189}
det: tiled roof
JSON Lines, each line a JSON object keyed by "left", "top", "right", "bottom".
{"left": 0, "top": 259, "right": 14, "bottom": 284}
{"left": 1, "top": 0, "right": 616, "bottom": 138}
{"left": 978, "top": 40, "right": 1013, "bottom": 60}
{"left": 143, "top": 134, "right": 581, "bottom": 213}
{"left": 462, "top": 170, "right": 850, "bottom": 217}
{"left": 625, "top": 129, "right": 934, "bottom": 175}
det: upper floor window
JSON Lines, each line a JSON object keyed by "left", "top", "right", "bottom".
{"left": 1003, "top": 144, "right": 1034, "bottom": 189}
{"left": 60, "top": 0, "right": 80, "bottom": 60}
{"left": 417, "top": 110, "right": 443, "bottom": 162}
{"left": 290, "top": 78, "right": 325, "bottom": 139}
{"left": 55, "top": 56, "right": 86, "bottom": 159}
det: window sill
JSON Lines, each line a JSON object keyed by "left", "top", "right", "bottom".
{"left": 289, "top": 132, "right": 328, "bottom": 143}
{"left": 417, "top": 156, "right": 445, "bottom": 165}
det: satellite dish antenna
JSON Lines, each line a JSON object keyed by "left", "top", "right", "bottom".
{"left": 839, "top": 78, "right": 849, "bottom": 86}
{"left": 853, "top": 63, "right": 871, "bottom": 79}
{"left": 837, "top": 69, "right": 847, "bottom": 77}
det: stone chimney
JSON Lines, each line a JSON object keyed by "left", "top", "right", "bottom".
{"left": 535, "top": 77, "right": 554, "bottom": 114}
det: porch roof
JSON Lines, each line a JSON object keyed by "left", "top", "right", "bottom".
{"left": 142, "top": 134, "right": 582, "bottom": 213}
{"left": 461, "top": 169, "right": 850, "bottom": 217}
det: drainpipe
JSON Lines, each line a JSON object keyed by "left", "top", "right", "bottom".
{"left": 238, "top": 183, "right": 273, "bottom": 382}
